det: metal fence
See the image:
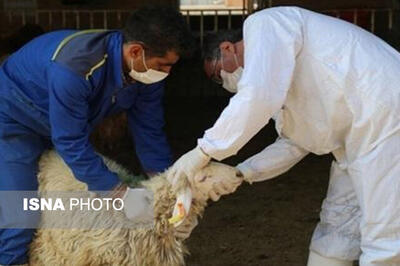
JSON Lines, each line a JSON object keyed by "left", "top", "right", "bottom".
{"left": 0, "top": 7, "right": 396, "bottom": 40}
{"left": 0, "top": 7, "right": 398, "bottom": 97}
{"left": 323, "top": 8, "right": 395, "bottom": 34}
{"left": 0, "top": 8, "right": 247, "bottom": 30}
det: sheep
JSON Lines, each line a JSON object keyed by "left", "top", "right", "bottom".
{"left": 28, "top": 150, "right": 237, "bottom": 266}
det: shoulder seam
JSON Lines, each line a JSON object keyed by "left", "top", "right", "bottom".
{"left": 85, "top": 54, "right": 108, "bottom": 80}
{"left": 51, "top": 29, "right": 107, "bottom": 61}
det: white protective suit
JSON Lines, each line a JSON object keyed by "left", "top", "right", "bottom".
{"left": 198, "top": 7, "right": 400, "bottom": 265}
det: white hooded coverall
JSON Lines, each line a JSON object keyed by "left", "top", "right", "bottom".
{"left": 198, "top": 7, "right": 400, "bottom": 265}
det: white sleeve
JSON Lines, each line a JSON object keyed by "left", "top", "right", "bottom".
{"left": 198, "top": 8, "right": 303, "bottom": 161}
{"left": 237, "top": 137, "right": 309, "bottom": 183}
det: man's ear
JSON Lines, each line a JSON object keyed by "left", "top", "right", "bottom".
{"left": 128, "top": 43, "right": 144, "bottom": 60}
{"left": 219, "top": 41, "right": 235, "bottom": 53}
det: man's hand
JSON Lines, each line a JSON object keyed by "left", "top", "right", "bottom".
{"left": 167, "top": 146, "right": 211, "bottom": 188}
{"left": 122, "top": 187, "right": 154, "bottom": 224}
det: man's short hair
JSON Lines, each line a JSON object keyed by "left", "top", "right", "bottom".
{"left": 123, "top": 7, "right": 195, "bottom": 58}
{"left": 202, "top": 29, "right": 243, "bottom": 61}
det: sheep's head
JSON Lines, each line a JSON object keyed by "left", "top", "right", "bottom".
{"left": 139, "top": 161, "right": 238, "bottom": 230}
{"left": 192, "top": 162, "right": 240, "bottom": 201}
{"left": 148, "top": 162, "right": 239, "bottom": 230}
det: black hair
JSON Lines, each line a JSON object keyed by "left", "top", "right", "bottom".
{"left": 122, "top": 7, "right": 195, "bottom": 58}
{"left": 202, "top": 29, "right": 243, "bottom": 61}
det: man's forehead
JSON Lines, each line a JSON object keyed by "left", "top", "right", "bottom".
{"left": 158, "top": 50, "right": 179, "bottom": 64}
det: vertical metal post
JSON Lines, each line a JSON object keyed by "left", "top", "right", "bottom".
{"left": 247, "top": 0, "right": 253, "bottom": 14}
{"left": 200, "top": 10, "right": 204, "bottom": 47}
{"left": 49, "top": 11, "right": 52, "bottom": 30}
{"left": 103, "top": 10, "right": 107, "bottom": 29}
{"left": 353, "top": 9, "right": 358, "bottom": 25}
{"left": 370, "top": 9, "right": 375, "bottom": 33}
{"left": 186, "top": 10, "right": 190, "bottom": 27}
{"left": 76, "top": 11, "right": 80, "bottom": 29}
{"left": 388, "top": 9, "right": 393, "bottom": 30}
{"left": 228, "top": 9, "right": 232, "bottom": 29}
{"left": 214, "top": 10, "right": 218, "bottom": 32}
{"left": 90, "top": 11, "right": 94, "bottom": 29}
{"left": 242, "top": 0, "right": 246, "bottom": 18}
{"left": 62, "top": 10, "right": 66, "bottom": 28}
{"left": 117, "top": 11, "right": 121, "bottom": 27}
{"left": 22, "top": 10, "right": 26, "bottom": 25}
{"left": 35, "top": 10, "right": 39, "bottom": 24}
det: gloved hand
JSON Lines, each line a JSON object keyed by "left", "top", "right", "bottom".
{"left": 174, "top": 216, "right": 198, "bottom": 240}
{"left": 167, "top": 146, "right": 211, "bottom": 188}
{"left": 192, "top": 163, "right": 243, "bottom": 201}
{"left": 122, "top": 187, "right": 154, "bottom": 224}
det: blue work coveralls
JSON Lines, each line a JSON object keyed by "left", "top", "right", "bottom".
{"left": 0, "top": 30, "right": 172, "bottom": 264}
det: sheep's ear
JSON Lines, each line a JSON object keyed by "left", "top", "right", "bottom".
{"left": 171, "top": 188, "right": 192, "bottom": 228}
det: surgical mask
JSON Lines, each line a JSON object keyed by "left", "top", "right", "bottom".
{"left": 220, "top": 53, "right": 243, "bottom": 93}
{"left": 129, "top": 49, "right": 169, "bottom": 84}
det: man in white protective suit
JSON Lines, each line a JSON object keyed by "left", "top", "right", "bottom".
{"left": 167, "top": 6, "right": 400, "bottom": 266}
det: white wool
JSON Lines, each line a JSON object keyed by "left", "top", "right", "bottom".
{"left": 29, "top": 150, "right": 237, "bottom": 266}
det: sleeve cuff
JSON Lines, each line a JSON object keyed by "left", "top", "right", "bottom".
{"left": 196, "top": 145, "right": 211, "bottom": 160}
{"left": 236, "top": 163, "right": 256, "bottom": 184}
{"left": 87, "top": 171, "right": 120, "bottom": 191}
{"left": 197, "top": 139, "right": 228, "bottom": 161}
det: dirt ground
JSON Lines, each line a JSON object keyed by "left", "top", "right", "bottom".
{"left": 185, "top": 154, "right": 330, "bottom": 266}
{"left": 94, "top": 96, "right": 338, "bottom": 266}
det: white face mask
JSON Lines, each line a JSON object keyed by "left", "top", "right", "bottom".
{"left": 221, "top": 67, "right": 243, "bottom": 93}
{"left": 220, "top": 53, "right": 243, "bottom": 93}
{"left": 129, "top": 49, "right": 169, "bottom": 84}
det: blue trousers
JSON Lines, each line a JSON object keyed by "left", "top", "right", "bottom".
{"left": 0, "top": 87, "right": 51, "bottom": 265}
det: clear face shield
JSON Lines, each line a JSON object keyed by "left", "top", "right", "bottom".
{"left": 210, "top": 48, "right": 243, "bottom": 93}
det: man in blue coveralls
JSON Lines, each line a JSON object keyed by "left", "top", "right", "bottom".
{"left": 0, "top": 7, "right": 193, "bottom": 265}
